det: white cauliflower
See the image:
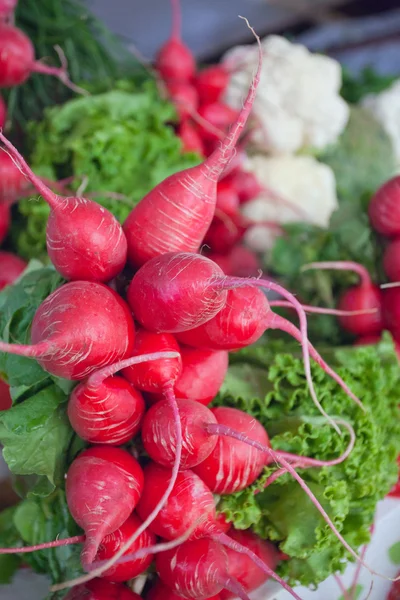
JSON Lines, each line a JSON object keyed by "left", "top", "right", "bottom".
{"left": 223, "top": 35, "right": 349, "bottom": 155}
{"left": 241, "top": 155, "right": 338, "bottom": 253}
{"left": 362, "top": 80, "right": 400, "bottom": 166}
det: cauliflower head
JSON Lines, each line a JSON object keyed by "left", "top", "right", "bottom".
{"left": 223, "top": 35, "right": 349, "bottom": 155}
{"left": 362, "top": 80, "right": 400, "bottom": 167}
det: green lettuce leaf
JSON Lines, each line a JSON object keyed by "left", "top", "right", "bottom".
{"left": 214, "top": 333, "right": 400, "bottom": 586}
{"left": 10, "top": 81, "right": 201, "bottom": 260}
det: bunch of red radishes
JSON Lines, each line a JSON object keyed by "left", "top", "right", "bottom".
{"left": 0, "top": 21, "right": 372, "bottom": 597}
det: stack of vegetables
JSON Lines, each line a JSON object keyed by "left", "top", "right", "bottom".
{"left": 0, "top": 2, "right": 400, "bottom": 600}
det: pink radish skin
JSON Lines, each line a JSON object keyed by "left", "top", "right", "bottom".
{"left": 0, "top": 25, "right": 79, "bottom": 89}
{"left": 0, "top": 0, "right": 16, "bottom": 20}
{"left": 195, "top": 65, "right": 230, "bottom": 105}
{"left": 194, "top": 407, "right": 271, "bottom": 494}
{"left": 383, "top": 238, "right": 400, "bottom": 282}
{"left": 127, "top": 253, "right": 228, "bottom": 333}
{"left": 0, "top": 378, "right": 12, "bottom": 410}
{"left": 219, "top": 529, "right": 280, "bottom": 600}
{"left": 0, "top": 94, "right": 6, "bottom": 127}
{"left": 197, "top": 102, "right": 239, "bottom": 143}
{"left": 177, "top": 120, "right": 205, "bottom": 156}
{"left": 155, "top": 0, "right": 195, "bottom": 83}
{"left": 0, "top": 281, "right": 135, "bottom": 380}
{"left": 0, "top": 202, "right": 10, "bottom": 244}
{"left": 383, "top": 288, "right": 400, "bottom": 340}
{"left": 122, "top": 330, "right": 182, "bottom": 393}
{"left": 66, "top": 446, "right": 144, "bottom": 567}
{"left": 156, "top": 538, "right": 251, "bottom": 600}
{"left": 369, "top": 175, "right": 400, "bottom": 236}
{"left": 166, "top": 81, "right": 199, "bottom": 120}
{"left": 95, "top": 514, "right": 155, "bottom": 582}
{"left": 136, "top": 462, "right": 217, "bottom": 540}
{"left": 0, "top": 134, "right": 127, "bottom": 282}
{"left": 208, "top": 246, "right": 261, "bottom": 278}
{"left": 174, "top": 347, "right": 228, "bottom": 405}
{"left": 123, "top": 24, "right": 262, "bottom": 268}
{"left": 65, "top": 579, "right": 142, "bottom": 599}
{"left": 303, "top": 261, "right": 384, "bottom": 336}
{"left": 142, "top": 398, "right": 218, "bottom": 469}
{"left": 228, "top": 170, "right": 262, "bottom": 204}
{"left": 216, "top": 179, "right": 240, "bottom": 216}
{"left": 0, "top": 251, "right": 26, "bottom": 290}
{"left": 68, "top": 350, "right": 179, "bottom": 444}
{"left": 147, "top": 579, "right": 221, "bottom": 600}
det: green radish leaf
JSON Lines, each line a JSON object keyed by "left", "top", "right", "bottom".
{"left": 389, "top": 541, "right": 400, "bottom": 565}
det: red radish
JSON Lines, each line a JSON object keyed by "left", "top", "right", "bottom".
{"left": 66, "top": 446, "right": 144, "bottom": 567}
{"left": 388, "top": 457, "right": 400, "bottom": 498}
{"left": 147, "top": 579, "right": 220, "bottom": 600}
{"left": 208, "top": 246, "right": 261, "bottom": 277}
{"left": 195, "top": 65, "right": 230, "bottom": 105}
{"left": 0, "top": 25, "right": 81, "bottom": 90}
{"left": 354, "top": 334, "right": 382, "bottom": 346}
{"left": 65, "top": 579, "right": 142, "bottom": 599}
{"left": 68, "top": 350, "right": 179, "bottom": 444}
{"left": 0, "top": 202, "right": 10, "bottom": 244}
{"left": 388, "top": 575, "right": 400, "bottom": 600}
{"left": 0, "top": 281, "right": 135, "bottom": 380}
{"left": 95, "top": 514, "right": 155, "bottom": 582}
{"left": 383, "top": 287, "right": 400, "bottom": 339}
{"left": 197, "top": 102, "right": 239, "bottom": 142}
{"left": 177, "top": 120, "right": 205, "bottom": 155}
{"left": 219, "top": 529, "right": 280, "bottom": 599}
{"left": 216, "top": 179, "right": 240, "bottom": 216}
{"left": 194, "top": 407, "right": 271, "bottom": 494}
{"left": 0, "top": 251, "right": 26, "bottom": 290}
{"left": 204, "top": 213, "right": 247, "bottom": 255}
{"left": 0, "top": 378, "right": 12, "bottom": 410}
{"left": 127, "top": 253, "right": 228, "bottom": 333}
{"left": 155, "top": 0, "right": 195, "bottom": 83}
{"left": 0, "top": 94, "right": 6, "bottom": 127}
{"left": 142, "top": 398, "right": 218, "bottom": 469}
{"left": 303, "top": 261, "right": 384, "bottom": 336}
{"left": 136, "top": 462, "right": 217, "bottom": 540}
{"left": 129, "top": 254, "right": 363, "bottom": 427}
{"left": 0, "top": 134, "right": 127, "bottom": 282}
{"left": 173, "top": 347, "right": 228, "bottom": 405}
{"left": 229, "top": 170, "right": 262, "bottom": 204}
{"left": 122, "top": 330, "right": 182, "bottom": 393}
{"left": 0, "top": 0, "right": 16, "bottom": 20}
{"left": 383, "top": 238, "right": 400, "bottom": 282}
{"left": 156, "top": 538, "right": 251, "bottom": 600}
{"left": 369, "top": 175, "right": 400, "bottom": 236}
{"left": 123, "top": 23, "right": 262, "bottom": 268}
{"left": 166, "top": 81, "right": 198, "bottom": 120}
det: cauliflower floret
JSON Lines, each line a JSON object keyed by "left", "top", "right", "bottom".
{"left": 362, "top": 80, "right": 400, "bottom": 166}
{"left": 223, "top": 35, "right": 349, "bottom": 155}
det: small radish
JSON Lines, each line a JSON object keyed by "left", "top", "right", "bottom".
{"left": 155, "top": 0, "right": 195, "bottom": 83}
{"left": 0, "top": 94, "right": 6, "bottom": 127}
{"left": 388, "top": 457, "right": 400, "bottom": 498}
{"left": 197, "top": 102, "right": 239, "bottom": 142}
{"left": 216, "top": 179, "right": 240, "bottom": 216}
{"left": 208, "top": 246, "right": 261, "bottom": 277}
{"left": 0, "top": 25, "right": 80, "bottom": 90}
{"left": 0, "top": 133, "right": 127, "bottom": 282}
{"left": 219, "top": 529, "right": 280, "bottom": 600}
{"left": 302, "top": 261, "right": 384, "bottom": 336}
{"left": 383, "top": 238, "right": 400, "bottom": 282}
{"left": 0, "top": 0, "right": 16, "bottom": 20}
{"left": 142, "top": 398, "right": 218, "bottom": 469}
{"left": 166, "top": 81, "right": 199, "bottom": 120}
{"left": 0, "top": 281, "right": 135, "bottom": 380}
{"left": 388, "top": 575, "right": 400, "bottom": 600}
{"left": 147, "top": 579, "right": 221, "bottom": 600}
{"left": 368, "top": 175, "right": 400, "bottom": 236}
{"left": 194, "top": 407, "right": 271, "bottom": 494}
{"left": 195, "top": 65, "right": 230, "bottom": 105}
{"left": 68, "top": 350, "right": 179, "bottom": 444}
{"left": 177, "top": 120, "right": 205, "bottom": 156}
{"left": 123, "top": 22, "right": 262, "bottom": 268}
{"left": 95, "top": 514, "right": 155, "bottom": 582}
{"left": 0, "top": 377, "right": 12, "bottom": 410}
{"left": 66, "top": 446, "right": 144, "bottom": 567}
{"left": 173, "top": 346, "right": 228, "bottom": 405}
{"left": 128, "top": 252, "right": 363, "bottom": 430}
{"left": 136, "top": 462, "right": 217, "bottom": 540}
{"left": 65, "top": 579, "right": 142, "bottom": 599}
{"left": 0, "top": 202, "right": 10, "bottom": 245}
{"left": 204, "top": 212, "right": 247, "bottom": 255}
{"left": 228, "top": 170, "right": 262, "bottom": 204}
{"left": 354, "top": 334, "right": 382, "bottom": 346}
{"left": 383, "top": 287, "right": 400, "bottom": 340}
{"left": 0, "top": 251, "right": 26, "bottom": 290}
